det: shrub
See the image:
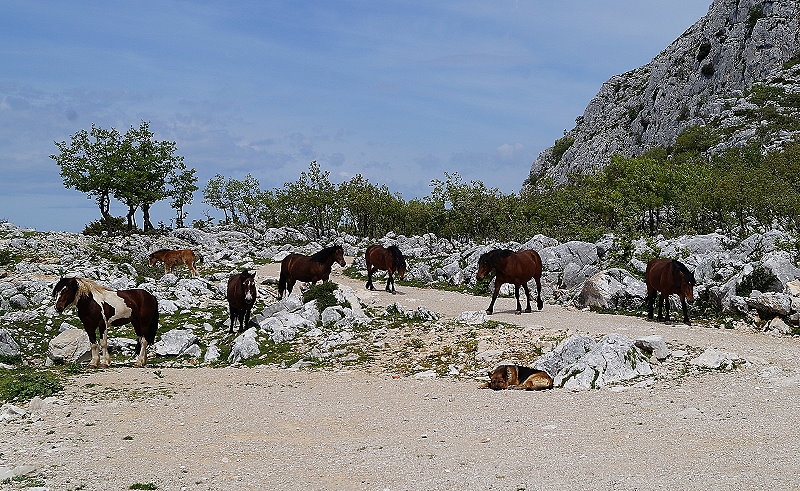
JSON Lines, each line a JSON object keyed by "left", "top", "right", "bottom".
{"left": 82, "top": 216, "right": 128, "bottom": 236}
{"left": 736, "top": 265, "right": 780, "bottom": 296}
{"left": 551, "top": 135, "right": 575, "bottom": 164}
{"left": 303, "top": 282, "right": 344, "bottom": 313}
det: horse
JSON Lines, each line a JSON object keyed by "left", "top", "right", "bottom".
{"left": 645, "top": 258, "right": 696, "bottom": 325}
{"left": 52, "top": 277, "right": 159, "bottom": 368}
{"left": 365, "top": 244, "right": 407, "bottom": 294}
{"left": 227, "top": 270, "right": 257, "bottom": 333}
{"left": 148, "top": 249, "right": 203, "bottom": 277}
{"left": 476, "top": 249, "right": 543, "bottom": 315}
{"left": 278, "top": 245, "right": 347, "bottom": 298}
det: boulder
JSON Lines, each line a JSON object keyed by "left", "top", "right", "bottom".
{"left": 535, "top": 334, "right": 651, "bottom": 390}
{"left": 746, "top": 291, "right": 792, "bottom": 316}
{"left": 690, "top": 348, "right": 739, "bottom": 370}
{"left": 47, "top": 328, "right": 91, "bottom": 365}
{"left": 634, "top": 335, "right": 670, "bottom": 361}
{"left": 152, "top": 329, "right": 199, "bottom": 356}
{"left": 228, "top": 328, "right": 260, "bottom": 363}
{"left": 0, "top": 329, "right": 21, "bottom": 358}
{"left": 575, "top": 269, "right": 647, "bottom": 310}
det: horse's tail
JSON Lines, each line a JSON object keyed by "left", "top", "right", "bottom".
{"left": 146, "top": 309, "right": 159, "bottom": 345}
{"left": 278, "top": 263, "right": 288, "bottom": 298}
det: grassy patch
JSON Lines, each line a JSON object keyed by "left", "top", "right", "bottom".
{"left": 0, "top": 367, "right": 63, "bottom": 403}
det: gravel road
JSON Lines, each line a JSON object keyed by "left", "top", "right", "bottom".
{"left": 3, "top": 262, "right": 800, "bottom": 490}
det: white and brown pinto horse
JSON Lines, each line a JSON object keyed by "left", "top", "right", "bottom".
{"left": 148, "top": 249, "right": 203, "bottom": 277}
{"left": 52, "top": 277, "right": 159, "bottom": 368}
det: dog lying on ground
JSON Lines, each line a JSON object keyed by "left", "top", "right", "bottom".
{"left": 480, "top": 364, "right": 553, "bottom": 390}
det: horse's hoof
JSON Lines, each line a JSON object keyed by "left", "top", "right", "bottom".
{"left": 524, "top": 308, "right": 532, "bottom": 313}
{"left": 537, "top": 301, "right": 543, "bottom": 311}
{"left": 485, "top": 310, "right": 493, "bottom": 315}
{"left": 515, "top": 311, "right": 522, "bottom": 315}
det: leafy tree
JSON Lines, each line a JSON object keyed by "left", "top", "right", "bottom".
{"left": 168, "top": 165, "right": 198, "bottom": 229}
{"left": 51, "top": 124, "right": 124, "bottom": 221}
{"left": 275, "top": 161, "right": 342, "bottom": 236}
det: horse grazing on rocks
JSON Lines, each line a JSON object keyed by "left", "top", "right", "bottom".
{"left": 52, "top": 277, "right": 158, "bottom": 368}
{"left": 365, "top": 244, "right": 407, "bottom": 294}
{"left": 645, "top": 258, "right": 696, "bottom": 325}
{"left": 227, "top": 271, "right": 257, "bottom": 333}
{"left": 278, "top": 245, "right": 347, "bottom": 298}
{"left": 476, "top": 249, "right": 543, "bottom": 315}
{"left": 148, "top": 249, "right": 203, "bottom": 277}
{"left": 480, "top": 364, "right": 553, "bottom": 391}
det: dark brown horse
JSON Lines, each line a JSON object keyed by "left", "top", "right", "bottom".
{"left": 227, "top": 271, "right": 257, "bottom": 333}
{"left": 365, "top": 244, "right": 407, "bottom": 294}
{"left": 148, "top": 249, "right": 203, "bottom": 277}
{"left": 52, "top": 277, "right": 159, "bottom": 368}
{"left": 645, "top": 258, "right": 696, "bottom": 325}
{"left": 278, "top": 245, "right": 347, "bottom": 298}
{"left": 476, "top": 249, "right": 543, "bottom": 315}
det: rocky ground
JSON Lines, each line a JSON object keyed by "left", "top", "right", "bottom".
{"left": 3, "top": 263, "right": 800, "bottom": 490}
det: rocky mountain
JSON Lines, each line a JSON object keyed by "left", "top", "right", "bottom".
{"left": 526, "top": 0, "right": 800, "bottom": 185}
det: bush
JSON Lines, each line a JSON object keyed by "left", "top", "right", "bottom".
{"left": 736, "top": 265, "right": 781, "bottom": 296}
{"left": 82, "top": 216, "right": 128, "bottom": 236}
{"left": 303, "top": 282, "right": 345, "bottom": 313}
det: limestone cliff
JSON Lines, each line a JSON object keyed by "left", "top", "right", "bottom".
{"left": 526, "top": 0, "right": 800, "bottom": 187}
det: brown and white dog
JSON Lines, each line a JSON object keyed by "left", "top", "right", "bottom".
{"left": 481, "top": 364, "right": 553, "bottom": 391}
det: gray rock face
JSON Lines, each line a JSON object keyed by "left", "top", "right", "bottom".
{"left": 152, "top": 329, "right": 199, "bottom": 356}
{"left": 527, "top": 0, "right": 800, "bottom": 185}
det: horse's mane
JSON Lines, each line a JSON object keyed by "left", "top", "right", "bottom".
{"left": 386, "top": 245, "right": 406, "bottom": 268}
{"left": 310, "top": 245, "right": 342, "bottom": 262}
{"left": 479, "top": 249, "right": 514, "bottom": 266}
{"left": 671, "top": 260, "right": 696, "bottom": 284}
{"left": 150, "top": 248, "right": 170, "bottom": 257}
{"left": 74, "top": 277, "right": 113, "bottom": 299}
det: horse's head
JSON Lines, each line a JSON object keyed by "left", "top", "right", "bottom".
{"left": 52, "top": 277, "right": 79, "bottom": 313}
{"left": 334, "top": 246, "right": 346, "bottom": 267}
{"left": 388, "top": 246, "right": 407, "bottom": 279}
{"left": 475, "top": 252, "right": 495, "bottom": 281}
{"left": 241, "top": 271, "right": 257, "bottom": 303}
{"left": 675, "top": 261, "right": 696, "bottom": 303}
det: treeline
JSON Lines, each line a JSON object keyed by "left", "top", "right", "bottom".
{"left": 203, "top": 131, "right": 800, "bottom": 243}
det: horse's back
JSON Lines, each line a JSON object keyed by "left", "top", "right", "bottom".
{"left": 513, "top": 249, "right": 542, "bottom": 278}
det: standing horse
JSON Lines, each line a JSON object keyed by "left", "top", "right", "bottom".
{"left": 52, "top": 277, "right": 158, "bottom": 368}
{"left": 227, "top": 270, "right": 257, "bottom": 333}
{"left": 645, "top": 258, "right": 696, "bottom": 325}
{"left": 365, "top": 244, "right": 407, "bottom": 294}
{"left": 148, "top": 249, "right": 203, "bottom": 277}
{"left": 278, "top": 245, "right": 347, "bottom": 298}
{"left": 476, "top": 249, "right": 543, "bottom": 315}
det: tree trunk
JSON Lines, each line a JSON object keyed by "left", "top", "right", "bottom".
{"left": 142, "top": 204, "right": 154, "bottom": 231}
{"left": 126, "top": 204, "right": 136, "bottom": 230}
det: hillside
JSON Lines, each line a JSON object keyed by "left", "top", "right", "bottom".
{"left": 527, "top": 0, "right": 800, "bottom": 185}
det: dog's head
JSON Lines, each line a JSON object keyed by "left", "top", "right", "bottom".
{"left": 486, "top": 365, "right": 514, "bottom": 390}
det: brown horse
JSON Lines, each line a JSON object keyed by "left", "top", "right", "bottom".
{"left": 278, "top": 245, "right": 347, "bottom": 298}
{"left": 227, "top": 271, "right": 257, "bottom": 333}
{"left": 365, "top": 244, "right": 407, "bottom": 294}
{"left": 52, "top": 277, "right": 159, "bottom": 368}
{"left": 476, "top": 249, "right": 543, "bottom": 315}
{"left": 645, "top": 258, "right": 696, "bottom": 325}
{"left": 148, "top": 249, "right": 203, "bottom": 277}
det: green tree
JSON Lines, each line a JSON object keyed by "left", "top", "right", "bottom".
{"left": 168, "top": 165, "right": 198, "bottom": 229}
{"left": 51, "top": 124, "right": 124, "bottom": 221}
{"left": 275, "top": 161, "right": 341, "bottom": 235}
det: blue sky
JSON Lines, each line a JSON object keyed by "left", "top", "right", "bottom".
{"left": 0, "top": 1, "right": 711, "bottom": 233}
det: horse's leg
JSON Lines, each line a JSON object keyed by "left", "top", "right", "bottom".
{"left": 229, "top": 307, "right": 236, "bottom": 334}
{"left": 86, "top": 327, "right": 100, "bottom": 368}
{"left": 646, "top": 288, "right": 656, "bottom": 319}
{"left": 522, "top": 282, "right": 533, "bottom": 313}
{"left": 366, "top": 266, "right": 375, "bottom": 290}
{"left": 680, "top": 295, "right": 691, "bottom": 325}
{"left": 189, "top": 260, "right": 197, "bottom": 277}
{"left": 534, "top": 276, "right": 543, "bottom": 310}
{"left": 243, "top": 307, "right": 252, "bottom": 332}
{"left": 663, "top": 294, "right": 671, "bottom": 322}
{"left": 134, "top": 337, "right": 149, "bottom": 368}
{"left": 656, "top": 293, "right": 664, "bottom": 321}
{"left": 287, "top": 278, "right": 296, "bottom": 296}
{"left": 486, "top": 283, "right": 501, "bottom": 315}
{"left": 388, "top": 271, "right": 396, "bottom": 294}
{"left": 99, "top": 325, "right": 110, "bottom": 368}
{"left": 512, "top": 284, "right": 523, "bottom": 315}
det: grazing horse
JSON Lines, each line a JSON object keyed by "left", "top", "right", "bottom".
{"left": 645, "top": 258, "right": 696, "bottom": 325}
{"left": 476, "top": 249, "right": 543, "bottom": 315}
{"left": 148, "top": 249, "right": 203, "bottom": 277}
{"left": 278, "top": 245, "right": 347, "bottom": 298}
{"left": 365, "top": 244, "right": 407, "bottom": 294}
{"left": 227, "top": 270, "right": 257, "bottom": 333}
{"left": 52, "top": 277, "right": 158, "bottom": 368}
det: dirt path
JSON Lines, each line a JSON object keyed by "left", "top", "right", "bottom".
{"left": 3, "top": 261, "right": 800, "bottom": 490}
